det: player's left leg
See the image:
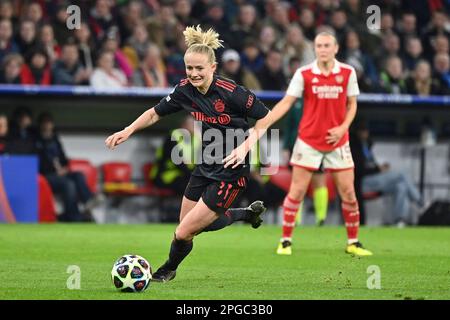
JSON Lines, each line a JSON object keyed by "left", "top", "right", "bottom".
{"left": 152, "top": 198, "right": 219, "bottom": 282}
{"left": 277, "top": 138, "right": 321, "bottom": 255}
{"left": 277, "top": 166, "right": 314, "bottom": 255}
{"left": 331, "top": 169, "right": 372, "bottom": 256}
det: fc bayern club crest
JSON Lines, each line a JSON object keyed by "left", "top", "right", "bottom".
{"left": 335, "top": 75, "right": 344, "bottom": 83}
{"left": 213, "top": 99, "right": 225, "bottom": 113}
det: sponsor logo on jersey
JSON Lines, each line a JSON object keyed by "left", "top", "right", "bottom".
{"left": 312, "top": 85, "right": 343, "bottom": 99}
{"left": 218, "top": 114, "right": 231, "bottom": 125}
{"left": 312, "top": 77, "right": 319, "bottom": 83}
{"left": 191, "top": 112, "right": 231, "bottom": 125}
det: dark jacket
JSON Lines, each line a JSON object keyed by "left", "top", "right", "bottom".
{"left": 35, "top": 133, "right": 69, "bottom": 175}
{"left": 6, "top": 126, "right": 38, "bottom": 154}
{"left": 256, "top": 65, "right": 287, "bottom": 91}
{"left": 52, "top": 60, "right": 85, "bottom": 85}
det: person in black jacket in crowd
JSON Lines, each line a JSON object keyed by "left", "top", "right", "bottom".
{"left": 7, "top": 106, "right": 38, "bottom": 154}
{"left": 256, "top": 49, "right": 287, "bottom": 91}
{"left": 35, "top": 112, "right": 95, "bottom": 222}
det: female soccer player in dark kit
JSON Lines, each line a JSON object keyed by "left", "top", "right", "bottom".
{"left": 105, "top": 26, "right": 272, "bottom": 282}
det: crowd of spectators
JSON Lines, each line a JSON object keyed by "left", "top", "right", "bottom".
{"left": 0, "top": 0, "right": 449, "bottom": 95}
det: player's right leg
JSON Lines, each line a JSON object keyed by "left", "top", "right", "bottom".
{"left": 179, "top": 196, "right": 197, "bottom": 222}
{"left": 180, "top": 175, "right": 210, "bottom": 223}
{"left": 277, "top": 165, "right": 314, "bottom": 255}
{"left": 277, "top": 138, "right": 320, "bottom": 255}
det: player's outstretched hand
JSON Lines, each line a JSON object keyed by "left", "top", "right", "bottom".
{"left": 223, "top": 143, "right": 249, "bottom": 169}
{"left": 105, "top": 128, "right": 132, "bottom": 150}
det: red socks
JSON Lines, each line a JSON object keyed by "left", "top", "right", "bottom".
{"left": 281, "top": 196, "right": 360, "bottom": 245}
{"left": 341, "top": 200, "right": 360, "bottom": 244}
{"left": 282, "top": 196, "right": 301, "bottom": 240}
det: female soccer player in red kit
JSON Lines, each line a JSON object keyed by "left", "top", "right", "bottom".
{"left": 226, "top": 32, "right": 373, "bottom": 256}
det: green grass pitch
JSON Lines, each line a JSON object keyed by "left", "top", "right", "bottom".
{"left": 1, "top": 224, "right": 449, "bottom": 300}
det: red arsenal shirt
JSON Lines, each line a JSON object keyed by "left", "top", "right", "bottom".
{"left": 286, "top": 59, "right": 360, "bottom": 151}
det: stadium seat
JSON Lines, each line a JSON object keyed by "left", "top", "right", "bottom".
{"left": 362, "top": 190, "right": 387, "bottom": 226}
{"left": 101, "top": 161, "right": 173, "bottom": 197}
{"left": 68, "top": 159, "right": 98, "bottom": 194}
{"left": 363, "top": 191, "right": 383, "bottom": 200}
{"left": 101, "top": 162, "right": 137, "bottom": 194}
{"left": 38, "top": 174, "right": 57, "bottom": 223}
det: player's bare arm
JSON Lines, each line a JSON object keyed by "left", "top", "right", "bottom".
{"left": 223, "top": 95, "right": 297, "bottom": 168}
{"left": 326, "top": 95, "right": 357, "bottom": 146}
{"left": 223, "top": 110, "right": 272, "bottom": 168}
{"left": 105, "top": 108, "right": 161, "bottom": 149}
{"left": 268, "top": 95, "right": 298, "bottom": 127}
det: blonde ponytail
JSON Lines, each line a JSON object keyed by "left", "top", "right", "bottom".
{"left": 183, "top": 25, "right": 223, "bottom": 63}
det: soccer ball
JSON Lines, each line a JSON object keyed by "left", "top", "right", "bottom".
{"left": 111, "top": 254, "right": 152, "bottom": 292}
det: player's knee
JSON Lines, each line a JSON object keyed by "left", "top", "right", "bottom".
{"left": 340, "top": 185, "right": 356, "bottom": 202}
{"left": 175, "top": 227, "right": 195, "bottom": 241}
{"left": 288, "top": 188, "right": 306, "bottom": 202}
{"left": 290, "top": 179, "right": 309, "bottom": 201}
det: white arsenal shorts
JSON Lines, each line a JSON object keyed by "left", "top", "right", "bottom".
{"left": 289, "top": 138, "right": 354, "bottom": 171}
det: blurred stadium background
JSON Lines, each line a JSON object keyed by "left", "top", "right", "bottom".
{"left": 0, "top": 0, "right": 449, "bottom": 300}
